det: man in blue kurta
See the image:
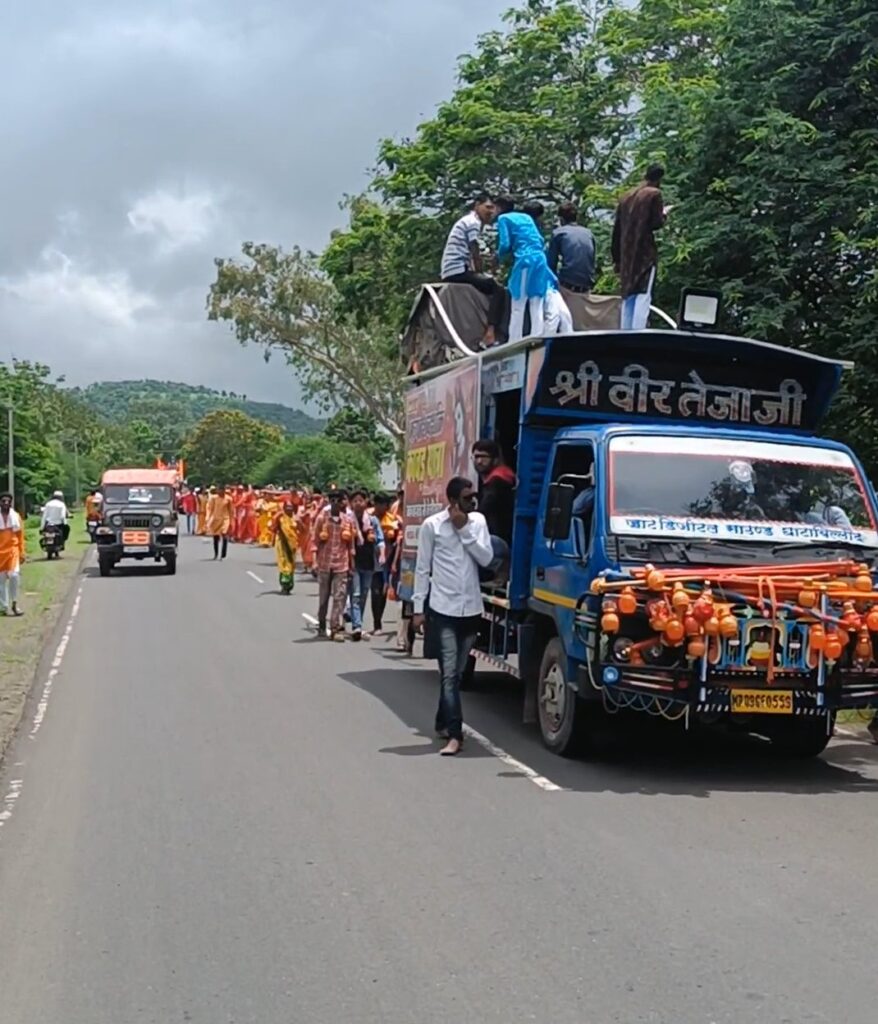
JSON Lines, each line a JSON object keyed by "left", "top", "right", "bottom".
{"left": 495, "top": 196, "right": 560, "bottom": 342}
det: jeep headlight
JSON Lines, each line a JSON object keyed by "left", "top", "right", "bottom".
{"left": 151, "top": 514, "right": 163, "bottom": 528}
{"left": 111, "top": 514, "right": 123, "bottom": 527}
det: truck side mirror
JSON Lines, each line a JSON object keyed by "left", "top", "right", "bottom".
{"left": 544, "top": 483, "right": 575, "bottom": 540}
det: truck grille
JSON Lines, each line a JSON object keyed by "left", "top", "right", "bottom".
{"left": 122, "top": 515, "right": 152, "bottom": 528}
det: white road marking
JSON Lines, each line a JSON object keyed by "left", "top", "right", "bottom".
{"left": 834, "top": 726, "right": 874, "bottom": 742}
{"left": 30, "top": 585, "right": 83, "bottom": 740}
{"left": 1, "top": 584, "right": 84, "bottom": 839}
{"left": 0, "top": 779, "right": 23, "bottom": 832}
{"left": 462, "top": 724, "right": 564, "bottom": 791}
{"left": 246, "top": 571, "right": 264, "bottom": 584}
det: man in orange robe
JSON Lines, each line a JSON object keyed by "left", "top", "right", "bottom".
{"left": 243, "top": 487, "right": 260, "bottom": 544}
{"left": 231, "top": 485, "right": 245, "bottom": 542}
{"left": 206, "top": 486, "right": 234, "bottom": 559}
{"left": 0, "top": 492, "right": 25, "bottom": 616}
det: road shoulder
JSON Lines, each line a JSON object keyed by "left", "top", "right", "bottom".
{"left": 0, "top": 515, "right": 87, "bottom": 762}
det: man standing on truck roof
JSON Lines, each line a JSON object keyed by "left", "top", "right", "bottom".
{"left": 412, "top": 476, "right": 494, "bottom": 757}
{"left": 611, "top": 163, "right": 669, "bottom": 330}
{"left": 495, "top": 196, "right": 561, "bottom": 342}
{"left": 524, "top": 200, "right": 574, "bottom": 335}
{"left": 549, "top": 201, "right": 596, "bottom": 295}
{"left": 440, "top": 193, "right": 505, "bottom": 347}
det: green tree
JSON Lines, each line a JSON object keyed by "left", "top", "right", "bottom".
{"left": 126, "top": 420, "right": 164, "bottom": 466}
{"left": 183, "top": 409, "right": 283, "bottom": 485}
{"left": 375, "top": 0, "right": 625, "bottom": 213}
{"left": 207, "top": 243, "right": 403, "bottom": 439}
{"left": 323, "top": 407, "right": 395, "bottom": 471}
{"left": 252, "top": 435, "right": 379, "bottom": 492}
{"left": 320, "top": 196, "right": 444, "bottom": 329}
{"left": 0, "top": 361, "right": 64, "bottom": 506}
{"left": 323, "top": 1, "right": 629, "bottom": 326}
{"left": 610, "top": 0, "right": 878, "bottom": 469}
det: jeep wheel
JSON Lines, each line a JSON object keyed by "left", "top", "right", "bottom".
{"left": 98, "top": 555, "right": 113, "bottom": 578}
{"left": 537, "top": 637, "right": 587, "bottom": 756}
{"left": 164, "top": 553, "right": 177, "bottom": 576}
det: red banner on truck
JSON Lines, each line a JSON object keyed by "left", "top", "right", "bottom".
{"left": 398, "top": 361, "right": 480, "bottom": 600}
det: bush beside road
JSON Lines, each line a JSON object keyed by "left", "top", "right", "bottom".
{"left": 0, "top": 512, "right": 86, "bottom": 760}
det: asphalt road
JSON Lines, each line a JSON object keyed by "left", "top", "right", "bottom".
{"left": 1, "top": 536, "right": 877, "bottom": 1024}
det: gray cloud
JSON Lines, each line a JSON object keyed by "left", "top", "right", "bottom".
{"left": 0, "top": 0, "right": 509, "bottom": 406}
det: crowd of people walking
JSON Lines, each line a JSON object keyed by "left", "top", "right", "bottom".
{"left": 178, "top": 484, "right": 412, "bottom": 649}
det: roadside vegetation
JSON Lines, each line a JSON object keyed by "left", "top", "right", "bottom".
{"left": 0, "top": 513, "right": 85, "bottom": 759}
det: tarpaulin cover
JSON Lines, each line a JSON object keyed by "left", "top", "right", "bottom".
{"left": 401, "top": 284, "right": 622, "bottom": 371}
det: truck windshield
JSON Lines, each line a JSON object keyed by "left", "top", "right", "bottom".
{"left": 104, "top": 485, "right": 172, "bottom": 505}
{"left": 609, "top": 436, "right": 878, "bottom": 549}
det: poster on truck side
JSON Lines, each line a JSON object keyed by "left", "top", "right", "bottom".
{"left": 397, "top": 361, "right": 480, "bottom": 601}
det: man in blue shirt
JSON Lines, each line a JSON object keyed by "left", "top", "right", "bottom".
{"left": 548, "top": 202, "right": 596, "bottom": 293}
{"left": 495, "top": 196, "right": 559, "bottom": 341}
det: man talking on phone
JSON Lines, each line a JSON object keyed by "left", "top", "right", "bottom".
{"left": 412, "top": 477, "right": 494, "bottom": 756}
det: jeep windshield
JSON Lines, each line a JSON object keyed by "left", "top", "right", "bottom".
{"left": 104, "top": 485, "right": 173, "bottom": 505}
{"left": 608, "top": 436, "right": 878, "bottom": 565}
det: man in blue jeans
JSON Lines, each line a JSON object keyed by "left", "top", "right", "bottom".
{"left": 412, "top": 476, "right": 494, "bottom": 756}
{"left": 348, "top": 489, "right": 384, "bottom": 641}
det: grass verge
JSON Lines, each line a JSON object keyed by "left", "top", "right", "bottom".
{"left": 0, "top": 512, "right": 87, "bottom": 761}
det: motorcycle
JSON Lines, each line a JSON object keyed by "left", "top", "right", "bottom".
{"left": 40, "top": 523, "right": 66, "bottom": 560}
{"left": 86, "top": 515, "right": 101, "bottom": 542}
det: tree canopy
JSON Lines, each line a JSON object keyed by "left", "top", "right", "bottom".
{"left": 208, "top": 243, "right": 403, "bottom": 440}
{"left": 182, "top": 409, "right": 283, "bottom": 486}
{"left": 252, "top": 435, "right": 380, "bottom": 492}
{"left": 208, "top": 0, "right": 878, "bottom": 471}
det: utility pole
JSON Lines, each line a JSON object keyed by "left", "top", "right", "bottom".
{"left": 72, "top": 437, "right": 81, "bottom": 505}
{"left": 5, "top": 403, "right": 13, "bottom": 506}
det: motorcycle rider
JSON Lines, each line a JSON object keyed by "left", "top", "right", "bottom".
{"left": 41, "top": 490, "right": 70, "bottom": 543}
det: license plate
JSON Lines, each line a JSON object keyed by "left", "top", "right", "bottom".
{"left": 730, "top": 689, "right": 793, "bottom": 714}
{"left": 124, "top": 545, "right": 151, "bottom": 554}
{"left": 122, "top": 530, "right": 150, "bottom": 545}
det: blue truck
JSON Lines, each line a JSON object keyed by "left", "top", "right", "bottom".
{"left": 401, "top": 320, "right": 878, "bottom": 758}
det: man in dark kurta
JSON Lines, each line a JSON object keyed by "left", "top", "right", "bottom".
{"left": 611, "top": 164, "right": 668, "bottom": 330}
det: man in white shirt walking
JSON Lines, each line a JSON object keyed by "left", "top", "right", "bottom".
{"left": 412, "top": 476, "right": 493, "bottom": 756}
{"left": 41, "top": 490, "right": 70, "bottom": 542}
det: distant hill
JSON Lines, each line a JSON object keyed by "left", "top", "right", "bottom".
{"left": 72, "top": 380, "right": 324, "bottom": 437}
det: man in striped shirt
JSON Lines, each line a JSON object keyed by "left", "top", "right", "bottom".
{"left": 440, "top": 193, "right": 505, "bottom": 346}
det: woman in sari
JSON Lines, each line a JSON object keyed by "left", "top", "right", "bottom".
{"left": 256, "top": 492, "right": 274, "bottom": 547}
{"left": 271, "top": 500, "right": 299, "bottom": 594}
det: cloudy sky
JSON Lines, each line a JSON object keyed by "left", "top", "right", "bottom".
{"left": 0, "top": 0, "right": 509, "bottom": 408}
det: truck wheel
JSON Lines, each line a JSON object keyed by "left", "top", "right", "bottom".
{"left": 98, "top": 555, "right": 113, "bottom": 578}
{"left": 767, "top": 715, "right": 834, "bottom": 758}
{"left": 537, "top": 637, "right": 585, "bottom": 756}
{"left": 164, "top": 553, "right": 177, "bottom": 576}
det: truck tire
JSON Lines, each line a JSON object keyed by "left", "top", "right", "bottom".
{"left": 98, "top": 555, "right": 113, "bottom": 578}
{"left": 537, "top": 637, "right": 586, "bottom": 756}
{"left": 767, "top": 715, "right": 834, "bottom": 758}
{"left": 164, "top": 553, "right": 177, "bottom": 576}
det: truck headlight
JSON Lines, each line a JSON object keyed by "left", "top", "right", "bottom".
{"left": 151, "top": 514, "right": 163, "bottom": 527}
{"left": 111, "top": 514, "right": 122, "bottom": 527}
